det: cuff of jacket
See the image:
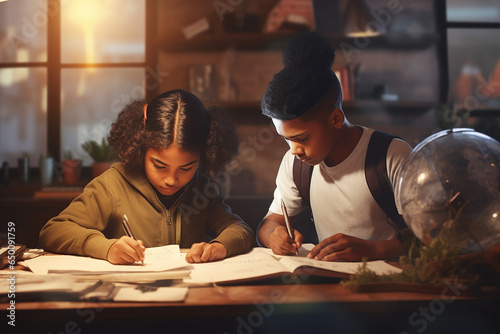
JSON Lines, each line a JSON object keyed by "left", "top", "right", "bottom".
{"left": 211, "top": 225, "right": 255, "bottom": 258}
{"left": 82, "top": 233, "right": 118, "bottom": 260}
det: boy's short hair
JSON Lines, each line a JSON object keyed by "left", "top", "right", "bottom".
{"left": 261, "top": 31, "right": 342, "bottom": 121}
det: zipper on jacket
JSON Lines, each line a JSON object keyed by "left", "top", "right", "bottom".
{"left": 163, "top": 194, "right": 184, "bottom": 245}
{"left": 166, "top": 209, "right": 174, "bottom": 244}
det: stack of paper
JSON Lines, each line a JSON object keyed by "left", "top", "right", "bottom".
{"left": 13, "top": 245, "right": 191, "bottom": 302}
{"left": 0, "top": 275, "right": 101, "bottom": 302}
{"left": 20, "top": 245, "right": 192, "bottom": 284}
{"left": 21, "top": 245, "right": 190, "bottom": 274}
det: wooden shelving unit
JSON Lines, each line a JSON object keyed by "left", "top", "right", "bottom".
{"left": 203, "top": 99, "right": 437, "bottom": 124}
{"left": 160, "top": 26, "right": 440, "bottom": 124}
{"left": 159, "top": 32, "right": 439, "bottom": 52}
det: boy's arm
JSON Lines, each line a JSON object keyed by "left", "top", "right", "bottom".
{"left": 257, "top": 211, "right": 303, "bottom": 255}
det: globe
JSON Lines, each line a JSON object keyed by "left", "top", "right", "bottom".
{"left": 397, "top": 128, "right": 500, "bottom": 254}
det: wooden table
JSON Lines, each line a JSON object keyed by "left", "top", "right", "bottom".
{"left": 2, "top": 274, "right": 500, "bottom": 334}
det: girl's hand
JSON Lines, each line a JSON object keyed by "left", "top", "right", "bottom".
{"left": 185, "top": 242, "right": 228, "bottom": 263}
{"left": 107, "top": 236, "right": 146, "bottom": 264}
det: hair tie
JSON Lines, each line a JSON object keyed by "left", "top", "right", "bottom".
{"left": 143, "top": 104, "right": 148, "bottom": 125}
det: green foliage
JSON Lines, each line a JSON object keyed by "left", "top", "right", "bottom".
{"left": 81, "top": 138, "right": 116, "bottom": 162}
{"left": 63, "top": 149, "right": 74, "bottom": 161}
{"left": 342, "top": 209, "right": 477, "bottom": 289}
{"left": 395, "top": 219, "right": 467, "bottom": 285}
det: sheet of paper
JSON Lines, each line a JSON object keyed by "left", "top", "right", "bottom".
{"left": 184, "top": 248, "right": 290, "bottom": 284}
{"left": 0, "top": 274, "right": 96, "bottom": 295}
{"left": 71, "top": 270, "right": 192, "bottom": 283}
{"left": 21, "top": 245, "right": 189, "bottom": 275}
{"left": 144, "top": 245, "right": 184, "bottom": 264}
{"left": 112, "top": 286, "right": 188, "bottom": 302}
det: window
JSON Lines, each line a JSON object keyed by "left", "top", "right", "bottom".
{"left": 0, "top": 0, "right": 151, "bottom": 169}
{"left": 444, "top": 0, "right": 500, "bottom": 140}
{"left": 59, "top": 0, "right": 146, "bottom": 166}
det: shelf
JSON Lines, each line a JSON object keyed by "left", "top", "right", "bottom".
{"left": 195, "top": 100, "right": 439, "bottom": 125}
{"left": 206, "top": 100, "right": 436, "bottom": 121}
{"left": 160, "top": 32, "right": 293, "bottom": 52}
{"left": 160, "top": 32, "right": 439, "bottom": 52}
{"left": 468, "top": 109, "right": 500, "bottom": 117}
{"left": 343, "top": 100, "right": 438, "bottom": 113}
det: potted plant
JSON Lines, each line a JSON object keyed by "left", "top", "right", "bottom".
{"left": 61, "top": 150, "right": 82, "bottom": 185}
{"left": 81, "top": 137, "right": 117, "bottom": 178}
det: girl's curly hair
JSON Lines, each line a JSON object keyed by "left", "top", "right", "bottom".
{"left": 108, "top": 89, "right": 239, "bottom": 177}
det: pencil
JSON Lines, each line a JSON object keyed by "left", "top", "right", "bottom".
{"left": 281, "top": 200, "right": 299, "bottom": 256}
{"left": 122, "top": 214, "right": 145, "bottom": 265}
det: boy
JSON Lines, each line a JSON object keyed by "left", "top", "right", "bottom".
{"left": 257, "top": 32, "right": 413, "bottom": 261}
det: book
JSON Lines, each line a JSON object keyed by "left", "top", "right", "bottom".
{"left": 182, "top": 17, "right": 210, "bottom": 39}
{"left": 185, "top": 244, "right": 402, "bottom": 284}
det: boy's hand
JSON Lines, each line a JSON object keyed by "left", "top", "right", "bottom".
{"left": 307, "top": 234, "right": 373, "bottom": 261}
{"left": 107, "top": 236, "right": 145, "bottom": 264}
{"left": 185, "top": 242, "right": 228, "bottom": 263}
{"left": 270, "top": 225, "right": 303, "bottom": 256}
{"left": 307, "top": 233, "right": 403, "bottom": 261}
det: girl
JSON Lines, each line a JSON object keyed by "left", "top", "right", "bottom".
{"left": 40, "top": 89, "right": 255, "bottom": 264}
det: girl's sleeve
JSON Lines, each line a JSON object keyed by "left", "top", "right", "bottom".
{"left": 39, "top": 178, "right": 117, "bottom": 260}
{"left": 205, "top": 195, "right": 255, "bottom": 257}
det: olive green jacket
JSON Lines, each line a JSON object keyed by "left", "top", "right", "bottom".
{"left": 39, "top": 163, "right": 255, "bottom": 260}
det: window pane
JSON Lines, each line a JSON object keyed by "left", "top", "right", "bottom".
{"left": 447, "top": 29, "right": 500, "bottom": 141}
{"left": 61, "top": 0, "right": 145, "bottom": 63}
{"left": 447, "top": 0, "right": 500, "bottom": 22}
{"left": 61, "top": 68, "right": 145, "bottom": 166}
{"left": 0, "top": 1, "right": 47, "bottom": 62}
{"left": 0, "top": 68, "right": 47, "bottom": 167}
{"left": 447, "top": 29, "right": 500, "bottom": 109}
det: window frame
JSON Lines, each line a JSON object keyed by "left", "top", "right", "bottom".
{"left": 0, "top": 0, "right": 159, "bottom": 163}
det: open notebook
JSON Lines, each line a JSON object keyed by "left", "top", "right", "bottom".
{"left": 185, "top": 244, "right": 402, "bottom": 284}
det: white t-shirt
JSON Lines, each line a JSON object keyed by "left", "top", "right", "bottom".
{"left": 269, "top": 127, "right": 412, "bottom": 242}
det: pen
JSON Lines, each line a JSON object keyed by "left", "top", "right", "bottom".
{"left": 281, "top": 200, "right": 298, "bottom": 256}
{"left": 122, "top": 214, "right": 145, "bottom": 265}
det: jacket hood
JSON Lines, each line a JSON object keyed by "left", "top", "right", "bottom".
{"left": 110, "top": 162, "right": 163, "bottom": 211}
{"left": 109, "top": 162, "right": 201, "bottom": 212}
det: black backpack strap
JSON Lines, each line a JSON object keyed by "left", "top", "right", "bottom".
{"left": 292, "top": 157, "right": 317, "bottom": 243}
{"left": 292, "top": 157, "right": 314, "bottom": 207}
{"left": 365, "top": 130, "right": 407, "bottom": 230}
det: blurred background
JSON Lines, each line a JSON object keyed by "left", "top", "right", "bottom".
{"left": 1, "top": 0, "right": 500, "bottom": 246}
